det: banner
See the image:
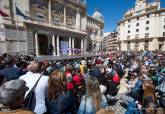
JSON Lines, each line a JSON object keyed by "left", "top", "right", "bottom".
{"left": 0, "top": 9, "right": 9, "bottom": 17}
{"left": 16, "top": 5, "right": 30, "bottom": 20}
{"left": 60, "top": 41, "right": 69, "bottom": 55}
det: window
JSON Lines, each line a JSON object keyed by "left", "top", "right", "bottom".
{"left": 136, "top": 29, "right": 139, "bottom": 32}
{"left": 128, "top": 25, "right": 131, "bottom": 28}
{"left": 37, "top": 15, "right": 44, "bottom": 19}
{"left": 135, "top": 34, "right": 139, "bottom": 38}
{"left": 127, "top": 35, "right": 130, "bottom": 39}
{"left": 127, "top": 42, "right": 130, "bottom": 51}
{"left": 163, "top": 32, "right": 165, "bottom": 37}
{"left": 146, "top": 27, "right": 149, "bottom": 30}
{"left": 135, "top": 42, "right": 139, "bottom": 47}
{"left": 164, "top": 18, "right": 165, "bottom": 22}
{"left": 146, "top": 21, "right": 149, "bottom": 24}
{"left": 137, "top": 17, "right": 139, "bottom": 20}
{"left": 136, "top": 23, "right": 139, "bottom": 26}
{"left": 145, "top": 33, "right": 149, "bottom": 38}
{"left": 128, "top": 20, "right": 130, "bottom": 23}
{"left": 128, "top": 30, "right": 130, "bottom": 33}
{"left": 144, "top": 40, "right": 149, "bottom": 50}
{"left": 164, "top": 25, "right": 165, "bottom": 29}
{"left": 147, "top": 14, "right": 150, "bottom": 18}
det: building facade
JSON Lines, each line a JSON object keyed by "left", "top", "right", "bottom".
{"left": 0, "top": 0, "right": 104, "bottom": 55}
{"left": 104, "top": 31, "right": 118, "bottom": 52}
{"left": 117, "top": 0, "right": 165, "bottom": 51}
{"left": 87, "top": 10, "right": 104, "bottom": 51}
{"left": 102, "top": 32, "right": 109, "bottom": 51}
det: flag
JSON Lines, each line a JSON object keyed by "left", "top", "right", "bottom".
{"left": 0, "top": 9, "right": 9, "bottom": 17}
{"left": 16, "top": 6, "right": 30, "bottom": 20}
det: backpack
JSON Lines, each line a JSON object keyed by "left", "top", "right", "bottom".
{"left": 112, "top": 73, "right": 120, "bottom": 84}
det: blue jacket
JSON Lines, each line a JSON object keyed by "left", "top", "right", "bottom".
{"left": 125, "top": 101, "right": 141, "bottom": 114}
{"left": 0, "top": 67, "right": 24, "bottom": 81}
{"left": 46, "top": 91, "right": 75, "bottom": 114}
{"left": 77, "top": 95, "right": 108, "bottom": 114}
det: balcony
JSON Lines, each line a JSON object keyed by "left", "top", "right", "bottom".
{"left": 146, "top": 6, "right": 157, "bottom": 12}
{"left": 24, "top": 18, "right": 86, "bottom": 35}
{"left": 68, "top": 0, "right": 87, "bottom": 8}
{"left": 124, "top": 13, "right": 133, "bottom": 18}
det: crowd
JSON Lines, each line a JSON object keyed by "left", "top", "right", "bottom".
{"left": 0, "top": 51, "right": 165, "bottom": 114}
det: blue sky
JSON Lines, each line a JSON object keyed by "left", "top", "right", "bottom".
{"left": 87, "top": 0, "right": 165, "bottom": 33}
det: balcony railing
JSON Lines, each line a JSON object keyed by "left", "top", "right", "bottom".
{"left": 25, "top": 18, "right": 86, "bottom": 34}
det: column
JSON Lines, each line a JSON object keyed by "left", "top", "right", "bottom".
{"left": 72, "top": 38, "right": 75, "bottom": 54}
{"left": 83, "top": 38, "right": 87, "bottom": 53}
{"left": 76, "top": 8, "right": 80, "bottom": 29}
{"left": 52, "top": 35, "right": 56, "bottom": 55}
{"left": 81, "top": 38, "right": 84, "bottom": 53}
{"left": 56, "top": 36, "right": 60, "bottom": 56}
{"left": 35, "top": 32, "right": 39, "bottom": 56}
{"left": 69, "top": 37, "right": 72, "bottom": 55}
{"left": 64, "top": 6, "right": 67, "bottom": 25}
{"left": 48, "top": 0, "right": 52, "bottom": 23}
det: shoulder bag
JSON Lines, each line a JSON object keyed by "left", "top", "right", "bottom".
{"left": 23, "top": 73, "right": 43, "bottom": 111}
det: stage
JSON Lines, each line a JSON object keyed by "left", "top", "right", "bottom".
{"left": 35, "top": 54, "right": 100, "bottom": 61}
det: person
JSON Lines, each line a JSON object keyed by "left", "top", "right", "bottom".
{"left": 92, "top": 64, "right": 101, "bottom": 79}
{"left": 78, "top": 76, "right": 108, "bottom": 114}
{"left": 19, "top": 62, "right": 49, "bottom": 114}
{"left": 0, "top": 56, "right": 24, "bottom": 81}
{"left": 47, "top": 44, "right": 53, "bottom": 55}
{"left": 142, "top": 82, "right": 157, "bottom": 114}
{"left": 96, "top": 109, "right": 114, "bottom": 114}
{"left": 80, "top": 60, "right": 86, "bottom": 74}
{"left": 0, "top": 79, "right": 34, "bottom": 114}
{"left": 45, "top": 70, "right": 75, "bottom": 114}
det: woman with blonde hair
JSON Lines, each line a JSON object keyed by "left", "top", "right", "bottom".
{"left": 78, "top": 76, "right": 108, "bottom": 114}
{"left": 45, "top": 70, "right": 75, "bottom": 114}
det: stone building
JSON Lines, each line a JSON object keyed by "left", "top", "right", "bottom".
{"left": 87, "top": 10, "right": 104, "bottom": 51}
{"left": 102, "top": 32, "right": 109, "bottom": 51}
{"left": 104, "top": 31, "right": 118, "bottom": 52}
{"left": 117, "top": 0, "right": 165, "bottom": 51}
{"left": 0, "top": 0, "right": 104, "bottom": 55}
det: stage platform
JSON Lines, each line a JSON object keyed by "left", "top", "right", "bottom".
{"left": 35, "top": 54, "right": 100, "bottom": 61}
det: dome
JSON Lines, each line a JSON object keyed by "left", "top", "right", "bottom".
{"left": 92, "top": 10, "right": 104, "bottom": 22}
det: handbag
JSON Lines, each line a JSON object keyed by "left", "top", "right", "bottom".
{"left": 23, "top": 73, "right": 43, "bottom": 111}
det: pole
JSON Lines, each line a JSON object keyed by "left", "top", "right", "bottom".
{"left": 16, "top": 20, "right": 20, "bottom": 53}
{"left": 15, "top": 3, "right": 20, "bottom": 53}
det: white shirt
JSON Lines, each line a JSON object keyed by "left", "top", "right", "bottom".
{"left": 20, "top": 72, "right": 49, "bottom": 114}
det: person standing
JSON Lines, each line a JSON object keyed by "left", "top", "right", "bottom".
{"left": 45, "top": 70, "right": 75, "bottom": 114}
{"left": 19, "top": 62, "right": 49, "bottom": 114}
{"left": 0, "top": 79, "right": 34, "bottom": 114}
{"left": 78, "top": 77, "right": 108, "bottom": 114}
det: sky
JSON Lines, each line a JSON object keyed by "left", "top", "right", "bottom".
{"left": 87, "top": 0, "right": 165, "bottom": 33}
